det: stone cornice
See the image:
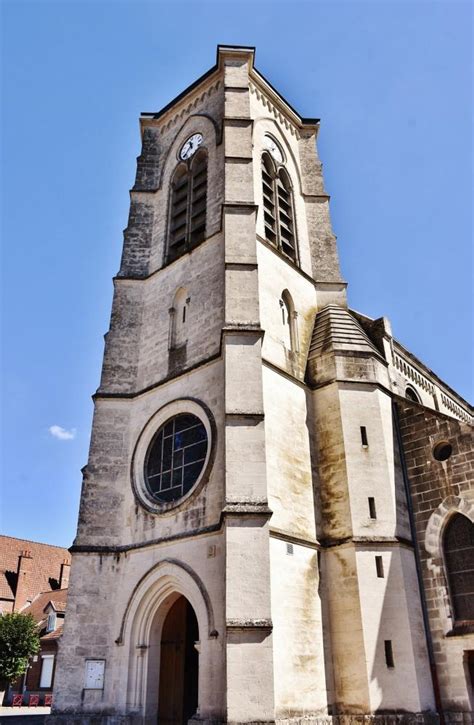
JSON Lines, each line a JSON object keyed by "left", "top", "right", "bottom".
{"left": 70, "top": 522, "right": 222, "bottom": 555}
{"left": 249, "top": 69, "right": 319, "bottom": 137}
{"left": 222, "top": 501, "right": 273, "bottom": 518}
{"left": 93, "top": 352, "right": 222, "bottom": 401}
{"left": 319, "top": 535, "right": 414, "bottom": 551}
{"left": 140, "top": 73, "right": 222, "bottom": 136}
{"left": 226, "top": 618, "right": 273, "bottom": 630}
{"left": 269, "top": 527, "right": 319, "bottom": 550}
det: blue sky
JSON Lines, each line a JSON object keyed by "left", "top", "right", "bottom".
{"left": 1, "top": 0, "right": 472, "bottom": 548}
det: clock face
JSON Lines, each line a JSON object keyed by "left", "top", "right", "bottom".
{"left": 264, "top": 135, "right": 283, "bottom": 163}
{"left": 180, "top": 133, "right": 203, "bottom": 161}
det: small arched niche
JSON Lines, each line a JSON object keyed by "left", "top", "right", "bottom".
{"left": 280, "top": 289, "right": 299, "bottom": 353}
{"left": 405, "top": 385, "right": 421, "bottom": 403}
{"left": 169, "top": 287, "right": 189, "bottom": 350}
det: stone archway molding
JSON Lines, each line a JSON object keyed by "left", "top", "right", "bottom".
{"left": 115, "top": 557, "right": 218, "bottom": 646}
{"left": 425, "top": 495, "right": 474, "bottom": 557}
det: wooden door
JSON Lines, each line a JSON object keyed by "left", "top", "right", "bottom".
{"left": 158, "top": 596, "right": 198, "bottom": 725}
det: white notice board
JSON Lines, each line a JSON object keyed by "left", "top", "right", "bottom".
{"left": 84, "top": 659, "right": 105, "bottom": 689}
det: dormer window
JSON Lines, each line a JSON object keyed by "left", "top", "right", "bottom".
{"left": 167, "top": 148, "right": 207, "bottom": 264}
{"left": 46, "top": 612, "right": 57, "bottom": 633}
{"left": 261, "top": 151, "right": 297, "bottom": 263}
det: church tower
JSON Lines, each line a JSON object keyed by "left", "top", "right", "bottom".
{"left": 49, "top": 46, "right": 448, "bottom": 724}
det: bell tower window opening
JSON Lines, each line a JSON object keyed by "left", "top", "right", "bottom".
{"left": 261, "top": 153, "right": 297, "bottom": 263}
{"left": 168, "top": 148, "right": 207, "bottom": 263}
{"left": 277, "top": 169, "right": 296, "bottom": 260}
{"left": 262, "top": 154, "right": 277, "bottom": 245}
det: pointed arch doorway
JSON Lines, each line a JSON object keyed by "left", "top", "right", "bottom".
{"left": 158, "top": 595, "right": 199, "bottom": 725}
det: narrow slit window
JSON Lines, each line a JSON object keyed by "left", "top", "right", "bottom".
{"left": 384, "top": 640, "right": 395, "bottom": 668}
{"left": 360, "top": 426, "right": 368, "bottom": 447}
{"left": 375, "top": 556, "right": 384, "bottom": 578}
{"left": 286, "top": 542, "right": 294, "bottom": 556}
{"left": 368, "top": 497, "right": 377, "bottom": 519}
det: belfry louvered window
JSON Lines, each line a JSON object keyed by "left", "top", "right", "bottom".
{"left": 168, "top": 149, "right": 207, "bottom": 263}
{"left": 261, "top": 152, "right": 297, "bottom": 262}
{"left": 444, "top": 513, "right": 474, "bottom": 622}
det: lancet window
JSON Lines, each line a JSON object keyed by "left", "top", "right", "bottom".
{"left": 168, "top": 149, "right": 207, "bottom": 263}
{"left": 261, "top": 152, "right": 297, "bottom": 262}
{"left": 443, "top": 513, "right": 474, "bottom": 622}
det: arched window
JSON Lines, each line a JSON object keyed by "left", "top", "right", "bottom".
{"left": 276, "top": 169, "right": 296, "bottom": 260}
{"left": 262, "top": 154, "right": 277, "bottom": 245}
{"left": 168, "top": 149, "right": 207, "bottom": 263}
{"left": 405, "top": 385, "right": 421, "bottom": 403}
{"left": 261, "top": 153, "right": 297, "bottom": 262}
{"left": 169, "top": 287, "right": 189, "bottom": 349}
{"left": 444, "top": 514, "right": 474, "bottom": 622}
{"left": 280, "top": 289, "right": 299, "bottom": 353}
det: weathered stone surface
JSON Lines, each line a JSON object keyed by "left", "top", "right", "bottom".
{"left": 49, "top": 46, "right": 473, "bottom": 725}
{"left": 397, "top": 400, "right": 474, "bottom": 714}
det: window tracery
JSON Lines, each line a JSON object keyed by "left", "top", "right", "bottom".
{"left": 145, "top": 413, "right": 208, "bottom": 504}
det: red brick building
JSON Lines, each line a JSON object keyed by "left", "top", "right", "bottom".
{"left": 0, "top": 536, "right": 70, "bottom": 704}
{"left": 0, "top": 535, "right": 70, "bottom": 613}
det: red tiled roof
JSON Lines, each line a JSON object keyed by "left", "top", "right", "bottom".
{"left": 50, "top": 600, "right": 66, "bottom": 613}
{"left": 23, "top": 588, "right": 68, "bottom": 622}
{"left": 41, "top": 623, "right": 64, "bottom": 641}
{"left": 0, "top": 535, "right": 70, "bottom": 606}
{"left": 23, "top": 589, "right": 68, "bottom": 637}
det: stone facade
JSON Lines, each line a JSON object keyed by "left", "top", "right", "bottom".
{"left": 48, "top": 46, "right": 473, "bottom": 724}
{"left": 397, "top": 401, "right": 474, "bottom": 721}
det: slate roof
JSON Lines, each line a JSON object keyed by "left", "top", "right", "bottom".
{"left": 0, "top": 535, "right": 70, "bottom": 606}
{"left": 307, "top": 304, "right": 384, "bottom": 361}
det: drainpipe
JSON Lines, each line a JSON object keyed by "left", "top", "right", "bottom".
{"left": 393, "top": 401, "right": 445, "bottom": 725}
